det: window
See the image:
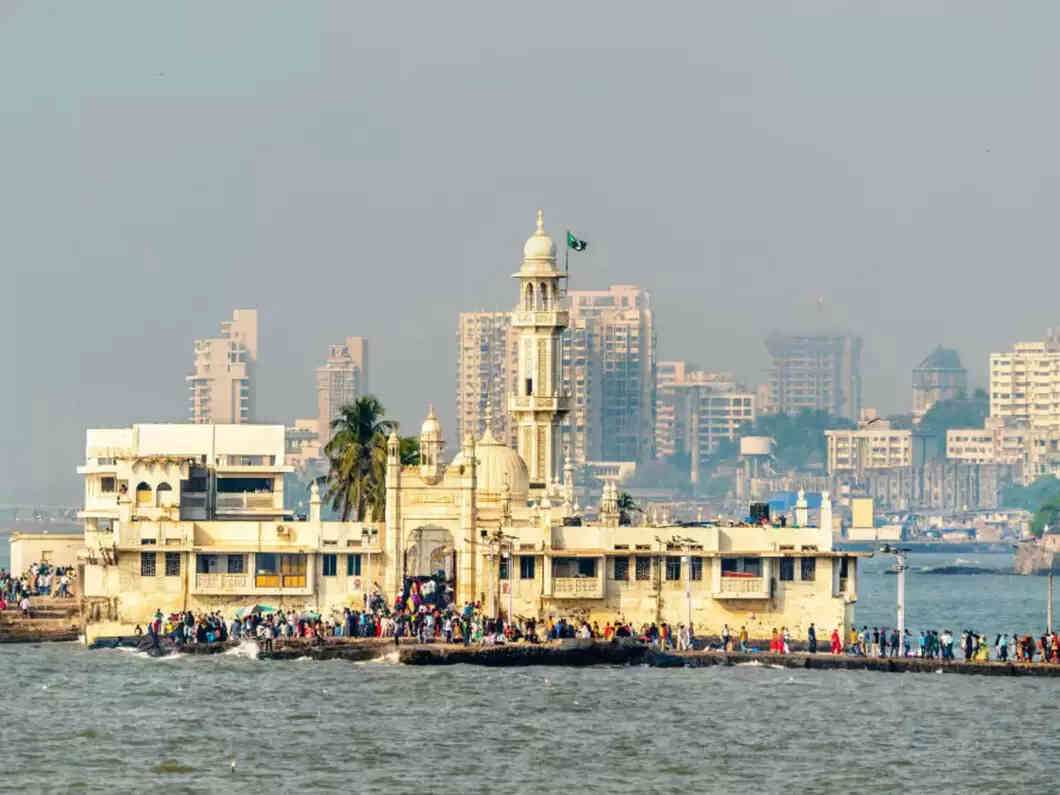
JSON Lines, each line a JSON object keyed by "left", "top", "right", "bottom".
{"left": 635, "top": 557, "right": 651, "bottom": 581}
{"left": 141, "top": 552, "right": 156, "bottom": 577}
{"left": 801, "top": 557, "right": 816, "bottom": 581}
{"left": 196, "top": 554, "right": 218, "bottom": 574}
{"left": 779, "top": 558, "right": 795, "bottom": 581}
{"left": 227, "top": 555, "right": 244, "bottom": 574}
{"left": 322, "top": 554, "right": 337, "bottom": 577}
{"left": 519, "top": 556, "right": 535, "bottom": 580}
{"left": 164, "top": 552, "right": 180, "bottom": 577}
{"left": 101, "top": 477, "right": 115, "bottom": 493}
{"left": 612, "top": 558, "right": 629, "bottom": 581}
{"left": 499, "top": 556, "right": 510, "bottom": 580}
{"left": 665, "top": 557, "right": 681, "bottom": 581}
{"left": 578, "top": 558, "right": 597, "bottom": 578}
{"left": 347, "top": 554, "right": 362, "bottom": 576}
{"left": 690, "top": 557, "right": 703, "bottom": 581}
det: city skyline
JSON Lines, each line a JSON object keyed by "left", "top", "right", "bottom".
{"left": 8, "top": 4, "right": 1060, "bottom": 504}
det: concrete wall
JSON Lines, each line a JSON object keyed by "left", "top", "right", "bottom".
{"left": 9, "top": 533, "right": 84, "bottom": 574}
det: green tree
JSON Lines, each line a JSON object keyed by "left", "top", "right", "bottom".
{"left": 916, "top": 393, "right": 989, "bottom": 459}
{"left": 747, "top": 410, "right": 856, "bottom": 471}
{"left": 323, "top": 396, "right": 397, "bottom": 521}
{"left": 1031, "top": 494, "right": 1060, "bottom": 538}
{"left": 399, "top": 436, "right": 420, "bottom": 466}
{"left": 617, "top": 491, "right": 640, "bottom": 526}
{"left": 1002, "top": 476, "right": 1060, "bottom": 513}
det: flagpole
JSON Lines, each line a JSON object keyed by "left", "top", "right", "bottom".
{"left": 565, "top": 229, "right": 569, "bottom": 275}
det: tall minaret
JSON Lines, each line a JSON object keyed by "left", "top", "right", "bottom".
{"left": 509, "top": 209, "right": 569, "bottom": 489}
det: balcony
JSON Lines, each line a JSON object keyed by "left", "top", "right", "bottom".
{"left": 509, "top": 395, "right": 570, "bottom": 413}
{"left": 552, "top": 577, "right": 603, "bottom": 599}
{"left": 215, "top": 493, "right": 280, "bottom": 513}
{"left": 194, "top": 573, "right": 249, "bottom": 593}
{"left": 713, "top": 575, "right": 769, "bottom": 600}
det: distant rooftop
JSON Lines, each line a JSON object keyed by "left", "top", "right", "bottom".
{"left": 915, "top": 346, "right": 964, "bottom": 371}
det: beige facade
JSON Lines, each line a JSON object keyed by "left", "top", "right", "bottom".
{"left": 766, "top": 332, "right": 861, "bottom": 421}
{"left": 64, "top": 211, "right": 862, "bottom": 639}
{"left": 9, "top": 533, "right": 84, "bottom": 575}
{"left": 187, "top": 309, "right": 258, "bottom": 424}
{"left": 824, "top": 415, "right": 912, "bottom": 475}
{"left": 456, "top": 312, "right": 517, "bottom": 447}
{"left": 655, "top": 363, "right": 755, "bottom": 479}
{"left": 988, "top": 332, "right": 1060, "bottom": 481}
{"left": 458, "top": 284, "right": 656, "bottom": 468}
{"left": 565, "top": 285, "right": 656, "bottom": 464}
{"left": 316, "top": 337, "right": 368, "bottom": 443}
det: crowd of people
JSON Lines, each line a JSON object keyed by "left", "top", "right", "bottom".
{"left": 1, "top": 562, "right": 76, "bottom": 615}
{"left": 109, "top": 570, "right": 1060, "bottom": 666}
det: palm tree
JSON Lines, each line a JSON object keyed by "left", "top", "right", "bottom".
{"left": 617, "top": 491, "right": 640, "bottom": 526}
{"left": 323, "top": 396, "right": 396, "bottom": 521}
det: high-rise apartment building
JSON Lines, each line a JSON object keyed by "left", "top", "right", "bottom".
{"left": 456, "top": 312, "right": 517, "bottom": 447}
{"left": 186, "top": 309, "right": 258, "bottom": 424}
{"left": 564, "top": 285, "right": 656, "bottom": 463}
{"left": 913, "top": 346, "right": 967, "bottom": 420}
{"left": 456, "top": 285, "right": 656, "bottom": 467}
{"left": 982, "top": 330, "right": 1060, "bottom": 481}
{"left": 316, "top": 337, "right": 368, "bottom": 444}
{"left": 655, "top": 362, "right": 755, "bottom": 477}
{"left": 766, "top": 332, "right": 862, "bottom": 421}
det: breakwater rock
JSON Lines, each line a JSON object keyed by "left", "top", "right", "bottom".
{"left": 1013, "top": 542, "right": 1058, "bottom": 575}
{"left": 82, "top": 636, "right": 1060, "bottom": 677}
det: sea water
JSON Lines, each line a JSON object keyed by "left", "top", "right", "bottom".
{"left": 3, "top": 538, "right": 1059, "bottom": 792}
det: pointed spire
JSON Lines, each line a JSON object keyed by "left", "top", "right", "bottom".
{"left": 536, "top": 208, "right": 545, "bottom": 236}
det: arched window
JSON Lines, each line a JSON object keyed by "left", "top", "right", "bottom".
{"left": 135, "top": 481, "right": 153, "bottom": 506}
{"left": 156, "top": 482, "right": 173, "bottom": 506}
{"left": 525, "top": 283, "right": 534, "bottom": 311}
{"left": 539, "top": 282, "right": 547, "bottom": 309}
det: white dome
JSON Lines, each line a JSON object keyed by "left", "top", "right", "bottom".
{"left": 450, "top": 428, "right": 529, "bottom": 499}
{"left": 420, "top": 405, "right": 442, "bottom": 438}
{"left": 522, "top": 209, "right": 556, "bottom": 264}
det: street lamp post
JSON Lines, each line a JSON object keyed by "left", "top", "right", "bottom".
{"left": 881, "top": 545, "right": 910, "bottom": 641}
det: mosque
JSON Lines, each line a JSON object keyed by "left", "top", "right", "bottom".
{"left": 27, "top": 211, "right": 863, "bottom": 640}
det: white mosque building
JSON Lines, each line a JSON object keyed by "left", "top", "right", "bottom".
{"left": 21, "top": 211, "right": 863, "bottom": 640}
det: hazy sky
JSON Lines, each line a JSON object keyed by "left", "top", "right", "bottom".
{"left": 4, "top": 2, "right": 1060, "bottom": 505}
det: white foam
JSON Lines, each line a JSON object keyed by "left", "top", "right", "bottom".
{"left": 223, "top": 639, "right": 260, "bottom": 659}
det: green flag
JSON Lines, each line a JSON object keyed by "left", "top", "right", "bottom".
{"left": 566, "top": 231, "right": 587, "bottom": 252}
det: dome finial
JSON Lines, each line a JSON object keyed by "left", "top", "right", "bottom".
{"left": 536, "top": 208, "right": 544, "bottom": 235}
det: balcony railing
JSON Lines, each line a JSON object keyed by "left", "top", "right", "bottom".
{"left": 552, "top": 577, "right": 603, "bottom": 599}
{"left": 509, "top": 395, "right": 570, "bottom": 412}
{"left": 511, "top": 310, "right": 569, "bottom": 327}
{"left": 195, "top": 573, "right": 249, "bottom": 591}
{"left": 216, "top": 493, "right": 277, "bottom": 511}
{"left": 714, "top": 576, "right": 768, "bottom": 599}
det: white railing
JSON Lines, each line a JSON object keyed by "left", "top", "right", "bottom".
{"left": 552, "top": 577, "right": 603, "bottom": 598}
{"left": 511, "top": 310, "right": 569, "bottom": 326}
{"left": 195, "top": 573, "right": 249, "bottom": 591}
{"left": 216, "top": 493, "right": 276, "bottom": 510}
{"left": 718, "top": 576, "right": 765, "bottom": 594}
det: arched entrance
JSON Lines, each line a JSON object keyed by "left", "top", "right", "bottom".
{"left": 405, "top": 526, "right": 456, "bottom": 580}
{"left": 404, "top": 526, "right": 457, "bottom": 603}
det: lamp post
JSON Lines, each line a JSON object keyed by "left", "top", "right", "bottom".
{"left": 361, "top": 528, "right": 371, "bottom": 610}
{"left": 880, "top": 545, "right": 910, "bottom": 640}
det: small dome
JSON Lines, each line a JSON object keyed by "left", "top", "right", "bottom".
{"left": 450, "top": 430, "right": 529, "bottom": 500}
{"left": 522, "top": 209, "right": 556, "bottom": 264}
{"left": 420, "top": 405, "right": 442, "bottom": 438}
